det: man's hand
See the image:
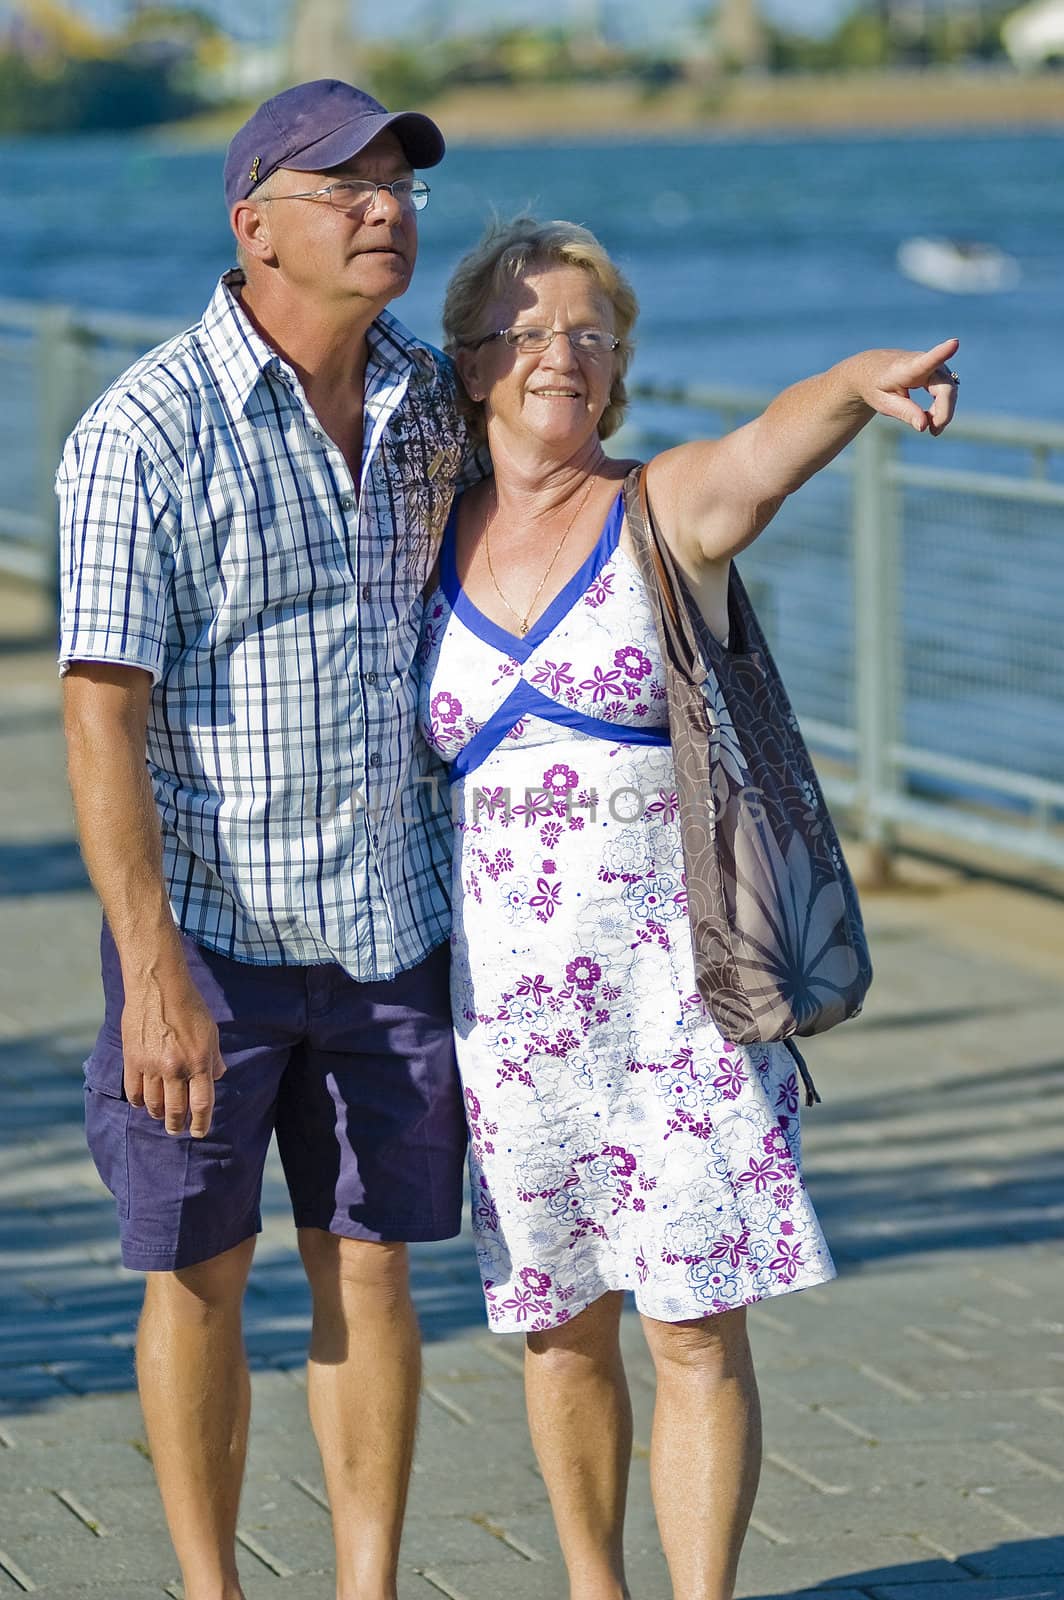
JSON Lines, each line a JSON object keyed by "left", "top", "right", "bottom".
{"left": 121, "top": 973, "right": 226, "bottom": 1138}
{"left": 855, "top": 337, "right": 960, "bottom": 438}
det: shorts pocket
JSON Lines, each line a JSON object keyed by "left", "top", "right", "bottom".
{"left": 83, "top": 1043, "right": 132, "bottom": 1219}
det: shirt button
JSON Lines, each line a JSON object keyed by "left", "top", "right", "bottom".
{"left": 369, "top": 752, "right": 382, "bottom": 769}
{"left": 361, "top": 583, "right": 371, "bottom": 601}
{"left": 365, "top": 670, "right": 378, "bottom": 686}
{"left": 340, "top": 496, "right": 354, "bottom": 512}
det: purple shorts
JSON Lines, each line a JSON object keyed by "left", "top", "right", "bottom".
{"left": 84, "top": 924, "right": 466, "bottom": 1272}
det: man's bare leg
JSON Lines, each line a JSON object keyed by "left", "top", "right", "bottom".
{"left": 299, "top": 1231, "right": 420, "bottom": 1600}
{"left": 137, "top": 1236, "right": 256, "bottom": 1600}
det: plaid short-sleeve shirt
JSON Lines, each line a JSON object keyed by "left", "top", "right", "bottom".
{"left": 58, "top": 271, "right": 474, "bottom": 979}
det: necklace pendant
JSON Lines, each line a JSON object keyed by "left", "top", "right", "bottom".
{"left": 519, "top": 620, "right": 529, "bottom": 637}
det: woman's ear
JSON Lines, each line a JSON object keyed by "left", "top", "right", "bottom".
{"left": 455, "top": 346, "right": 482, "bottom": 402}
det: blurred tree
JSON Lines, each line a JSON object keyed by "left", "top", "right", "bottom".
{"left": 0, "top": 48, "right": 200, "bottom": 130}
{"left": 365, "top": 43, "right": 445, "bottom": 105}
{"left": 288, "top": 0, "right": 357, "bottom": 83}
{"left": 831, "top": 7, "right": 894, "bottom": 65}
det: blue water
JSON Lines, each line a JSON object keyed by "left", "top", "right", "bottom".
{"left": 6, "top": 126, "right": 1064, "bottom": 415}
{"left": 5, "top": 126, "right": 1063, "bottom": 796}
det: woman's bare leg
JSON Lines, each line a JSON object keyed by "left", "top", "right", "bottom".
{"left": 524, "top": 1291, "right": 632, "bottom": 1600}
{"left": 640, "top": 1307, "right": 761, "bottom": 1600}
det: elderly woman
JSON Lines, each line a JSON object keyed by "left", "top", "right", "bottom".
{"left": 418, "top": 217, "right": 957, "bottom": 1600}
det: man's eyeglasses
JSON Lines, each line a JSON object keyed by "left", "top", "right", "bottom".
{"left": 470, "top": 326, "right": 620, "bottom": 356}
{"left": 259, "top": 178, "right": 430, "bottom": 214}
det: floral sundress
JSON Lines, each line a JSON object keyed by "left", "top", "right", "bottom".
{"left": 418, "top": 490, "right": 835, "bottom": 1332}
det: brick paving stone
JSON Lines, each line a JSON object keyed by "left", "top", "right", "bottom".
{"left": 399, "top": 1513, "right": 546, "bottom": 1569}
{"left": 233, "top": 1577, "right": 335, "bottom": 1600}
{"left": 800, "top": 1394, "right": 1039, "bottom": 1447}
{"left": 405, "top": 1551, "right": 570, "bottom": 1600}
{"left": 0, "top": 1442, "right": 155, "bottom": 1494}
{"left": 735, "top": 1536, "right": 963, "bottom": 1593}
{"left": 986, "top": 1487, "right": 1064, "bottom": 1536}
{"left": 22, "top": 1533, "right": 180, "bottom": 1588}
{"left": 770, "top": 1440, "right": 1052, "bottom": 1496}
{"left": 404, "top": 1454, "right": 549, "bottom": 1520}
{"left": 25, "top": 1588, "right": 167, "bottom": 1599}
{"left": 2, "top": 1392, "right": 143, "bottom": 1445}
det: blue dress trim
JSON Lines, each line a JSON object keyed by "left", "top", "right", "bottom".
{"left": 451, "top": 680, "right": 670, "bottom": 782}
{"left": 439, "top": 491, "right": 625, "bottom": 664}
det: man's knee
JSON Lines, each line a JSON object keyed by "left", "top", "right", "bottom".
{"left": 300, "top": 1228, "right": 410, "bottom": 1304}
{"left": 142, "top": 1236, "right": 255, "bottom": 1325}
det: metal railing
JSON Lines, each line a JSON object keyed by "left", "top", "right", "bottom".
{"left": 0, "top": 298, "right": 179, "bottom": 583}
{"left": 3, "top": 299, "right": 1063, "bottom": 873}
{"left": 624, "top": 380, "right": 1064, "bottom": 873}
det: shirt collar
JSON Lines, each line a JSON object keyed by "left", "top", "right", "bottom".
{"left": 365, "top": 307, "right": 441, "bottom": 389}
{"left": 198, "top": 270, "right": 441, "bottom": 417}
{"left": 197, "top": 270, "right": 280, "bottom": 415}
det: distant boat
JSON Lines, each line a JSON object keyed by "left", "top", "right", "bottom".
{"left": 1002, "top": 0, "right": 1064, "bottom": 69}
{"left": 897, "top": 237, "right": 1021, "bottom": 295}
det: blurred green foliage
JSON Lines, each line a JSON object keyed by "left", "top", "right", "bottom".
{"left": 365, "top": 7, "right": 1016, "bottom": 105}
{"left": 0, "top": 4, "right": 1024, "bottom": 134}
{"left": 0, "top": 51, "right": 202, "bottom": 132}
{"left": 366, "top": 25, "right": 644, "bottom": 105}
{"left": 765, "top": 3, "right": 1014, "bottom": 72}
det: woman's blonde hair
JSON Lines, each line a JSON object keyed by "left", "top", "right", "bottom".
{"left": 442, "top": 216, "right": 639, "bottom": 443}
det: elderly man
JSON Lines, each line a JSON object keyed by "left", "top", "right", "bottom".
{"left": 58, "top": 80, "right": 473, "bottom": 1600}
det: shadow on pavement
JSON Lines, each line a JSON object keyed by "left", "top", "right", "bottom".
{"left": 0, "top": 1024, "right": 487, "bottom": 1416}
{"left": 750, "top": 1535, "right": 1064, "bottom": 1597}
{"left": 0, "top": 838, "right": 88, "bottom": 897}
{"left": 811, "top": 1053, "right": 1064, "bottom": 1267}
{"left": 2, "top": 1015, "right": 1062, "bottom": 1414}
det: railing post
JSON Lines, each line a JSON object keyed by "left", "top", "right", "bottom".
{"left": 37, "top": 305, "right": 96, "bottom": 615}
{"left": 852, "top": 418, "right": 901, "bottom": 884}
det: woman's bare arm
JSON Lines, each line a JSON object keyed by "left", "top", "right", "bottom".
{"left": 647, "top": 338, "right": 960, "bottom": 573}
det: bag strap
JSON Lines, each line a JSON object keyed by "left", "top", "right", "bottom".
{"left": 622, "top": 466, "right": 706, "bottom": 684}
{"left": 636, "top": 468, "right": 680, "bottom": 633}
{"left": 784, "top": 1037, "right": 823, "bottom": 1107}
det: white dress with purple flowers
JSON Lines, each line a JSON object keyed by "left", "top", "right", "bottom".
{"left": 418, "top": 490, "right": 835, "bottom": 1333}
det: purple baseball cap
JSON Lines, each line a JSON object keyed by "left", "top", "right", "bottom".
{"left": 224, "top": 79, "right": 445, "bottom": 209}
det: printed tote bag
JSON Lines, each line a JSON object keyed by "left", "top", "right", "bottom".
{"left": 623, "top": 465, "right": 873, "bottom": 1046}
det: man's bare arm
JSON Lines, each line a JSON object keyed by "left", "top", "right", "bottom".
{"left": 63, "top": 662, "right": 224, "bottom": 1137}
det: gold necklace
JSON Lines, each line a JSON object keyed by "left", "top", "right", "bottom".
{"left": 483, "top": 478, "right": 597, "bottom": 637}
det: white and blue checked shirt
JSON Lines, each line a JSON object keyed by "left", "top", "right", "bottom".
{"left": 58, "top": 271, "right": 474, "bottom": 978}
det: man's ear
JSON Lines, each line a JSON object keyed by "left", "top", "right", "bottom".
{"left": 231, "top": 199, "right": 277, "bottom": 266}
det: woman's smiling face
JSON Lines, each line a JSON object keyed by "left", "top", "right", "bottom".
{"left": 461, "top": 265, "right": 618, "bottom": 453}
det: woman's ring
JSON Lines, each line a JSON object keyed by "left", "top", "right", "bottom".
{"left": 946, "top": 368, "right": 959, "bottom": 385}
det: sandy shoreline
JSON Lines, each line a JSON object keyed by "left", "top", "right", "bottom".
{"left": 153, "top": 69, "right": 1064, "bottom": 149}
{"left": 431, "top": 70, "right": 1064, "bottom": 141}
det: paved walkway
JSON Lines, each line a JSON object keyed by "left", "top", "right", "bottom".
{"left": 1, "top": 579, "right": 1062, "bottom": 1600}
